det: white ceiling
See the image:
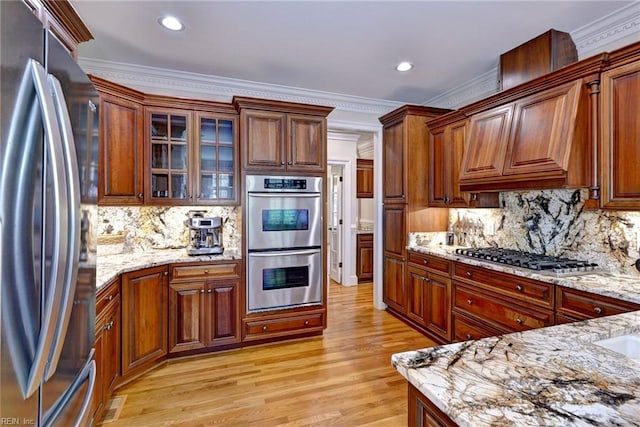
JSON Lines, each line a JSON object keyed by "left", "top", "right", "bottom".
{"left": 72, "top": 1, "right": 635, "bottom": 105}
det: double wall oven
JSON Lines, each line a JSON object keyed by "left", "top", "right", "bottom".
{"left": 246, "top": 175, "right": 323, "bottom": 312}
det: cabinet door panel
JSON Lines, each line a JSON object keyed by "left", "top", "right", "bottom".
{"left": 426, "top": 274, "right": 451, "bottom": 341}
{"left": 503, "top": 81, "right": 581, "bottom": 175}
{"left": 448, "top": 121, "right": 468, "bottom": 207}
{"left": 169, "top": 283, "right": 205, "bottom": 353}
{"left": 287, "top": 114, "right": 325, "bottom": 172}
{"left": 407, "top": 268, "right": 427, "bottom": 326}
{"left": 122, "top": 266, "right": 168, "bottom": 375}
{"left": 601, "top": 61, "right": 640, "bottom": 208}
{"left": 383, "top": 121, "right": 406, "bottom": 201}
{"left": 242, "top": 110, "right": 285, "bottom": 170}
{"left": 207, "top": 281, "right": 240, "bottom": 346}
{"left": 99, "top": 95, "right": 143, "bottom": 204}
{"left": 383, "top": 255, "right": 406, "bottom": 312}
{"left": 383, "top": 205, "right": 406, "bottom": 256}
{"left": 428, "top": 127, "right": 447, "bottom": 206}
{"left": 461, "top": 105, "right": 513, "bottom": 180}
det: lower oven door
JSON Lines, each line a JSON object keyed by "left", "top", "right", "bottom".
{"left": 247, "top": 248, "right": 322, "bottom": 312}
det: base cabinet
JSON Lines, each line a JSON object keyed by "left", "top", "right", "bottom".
{"left": 356, "top": 233, "right": 374, "bottom": 283}
{"left": 121, "top": 265, "right": 169, "bottom": 377}
{"left": 169, "top": 261, "right": 241, "bottom": 353}
{"left": 93, "top": 278, "right": 121, "bottom": 422}
{"left": 408, "top": 383, "right": 457, "bottom": 427}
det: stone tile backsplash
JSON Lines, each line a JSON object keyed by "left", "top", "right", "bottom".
{"left": 415, "top": 189, "right": 640, "bottom": 277}
{"left": 98, "top": 206, "right": 240, "bottom": 254}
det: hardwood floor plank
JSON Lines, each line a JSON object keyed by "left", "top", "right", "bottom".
{"left": 98, "top": 281, "right": 436, "bottom": 426}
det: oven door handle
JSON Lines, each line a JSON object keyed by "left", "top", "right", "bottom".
{"left": 248, "top": 193, "right": 320, "bottom": 198}
{"left": 249, "top": 249, "right": 320, "bottom": 257}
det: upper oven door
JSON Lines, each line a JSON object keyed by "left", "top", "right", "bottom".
{"left": 247, "top": 191, "right": 322, "bottom": 250}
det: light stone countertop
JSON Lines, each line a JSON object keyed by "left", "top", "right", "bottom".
{"left": 394, "top": 243, "right": 640, "bottom": 425}
{"left": 96, "top": 248, "right": 241, "bottom": 290}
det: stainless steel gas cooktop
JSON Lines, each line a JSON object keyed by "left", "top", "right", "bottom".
{"left": 455, "top": 247, "right": 599, "bottom": 276}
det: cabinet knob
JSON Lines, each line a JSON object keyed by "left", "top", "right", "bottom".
{"left": 516, "top": 318, "right": 524, "bottom": 325}
{"left": 106, "top": 295, "right": 113, "bottom": 301}
{"left": 423, "top": 259, "right": 428, "bottom": 265}
{"left": 164, "top": 271, "right": 168, "bottom": 276}
{"left": 288, "top": 161, "right": 292, "bottom": 165}
{"left": 466, "top": 271, "right": 472, "bottom": 277}
{"left": 204, "top": 270, "right": 209, "bottom": 274}
{"left": 200, "top": 289, "right": 205, "bottom": 293}
{"left": 444, "top": 196, "right": 450, "bottom": 204}
{"left": 594, "top": 306, "right": 603, "bottom": 314}
{"left": 207, "top": 289, "right": 212, "bottom": 293}
{"left": 137, "top": 193, "right": 143, "bottom": 199}
{"left": 262, "top": 325, "right": 268, "bottom": 331}
{"left": 466, "top": 333, "right": 473, "bottom": 340}
{"left": 304, "top": 320, "right": 310, "bottom": 326}
{"left": 280, "top": 161, "right": 285, "bottom": 165}
{"left": 466, "top": 299, "right": 473, "bottom": 305}
{"left": 516, "top": 284, "right": 523, "bottom": 292}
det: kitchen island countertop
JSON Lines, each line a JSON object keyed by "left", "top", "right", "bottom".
{"left": 395, "top": 243, "right": 640, "bottom": 426}
{"left": 96, "top": 248, "right": 241, "bottom": 290}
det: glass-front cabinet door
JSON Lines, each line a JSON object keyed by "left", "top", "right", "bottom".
{"left": 195, "top": 112, "right": 238, "bottom": 205}
{"left": 147, "top": 109, "right": 190, "bottom": 203}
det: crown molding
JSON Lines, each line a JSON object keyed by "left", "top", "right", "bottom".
{"left": 78, "top": 58, "right": 401, "bottom": 116}
{"left": 421, "top": 2, "right": 639, "bottom": 109}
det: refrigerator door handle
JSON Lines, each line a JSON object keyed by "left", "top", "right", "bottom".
{"left": 22, "top": 59, "right": 69, "bottom": 398}
{"left": 43, "top": 74, "right": 82, "bottom": 381}
{"left": 42, "top": 355, "right": 96, "bottom": 427}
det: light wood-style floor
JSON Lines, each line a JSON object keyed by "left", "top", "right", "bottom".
{"left": 100, "top": 281, "right": 436, "bottom": 426}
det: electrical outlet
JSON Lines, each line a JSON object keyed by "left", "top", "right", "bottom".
{"left": 486, "top": 222, "right": 495, "bottom": 236}
{"left": 637, "top": 230, "right": 640, "bottom": 252}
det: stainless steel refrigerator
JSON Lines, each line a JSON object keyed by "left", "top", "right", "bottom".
{"left": 1, "top": 1, "right": 98, "bottom": 425}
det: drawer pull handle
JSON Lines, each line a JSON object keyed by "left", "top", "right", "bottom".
{"left": 594, "top": 307, "right": 603, "bottom": 314}
{"left": 262, "top": 325, "right": 268, "bottom": 331}
{"left": 164, "top": 271, "right": 168, "bottom": 276}
{"left": 466, "top": 271, "right": 472, "bottom": 277}
{"left": 466, "top": 333, "right": 473, "bottom": 340}
{"left": 516, "top": 285, "right": 523, "bottom": 292}
{"left": 200, "top": 289, "right": 205, "bottom": 293}
{"left": 423, "top": 259, "right": 428, "bottom": 265}
{"left": 516, "top": 318, "right": 524, "bottom": 325}
{"left": 106, "top": 295, "right": 113, "bottom": 302}
{"left": 207, "top": 289, "right": 212, "bottom": 293}
{"left": 204, "top": 270, "right": 209, "bottom": 274}
{"left": 304, "top": 320, "right": 310, "bottom": 326}
{"left": 466, "top": 299, "right": 473, "bottom": 305}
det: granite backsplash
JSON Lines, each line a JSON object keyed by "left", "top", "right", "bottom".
{"left": 97, "top": 206, "right": 240, "bottom": 254}
{"left": 411, "top": 189, "right": 640, "bottom": 277}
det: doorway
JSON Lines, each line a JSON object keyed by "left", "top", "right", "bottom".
{"left": 328, "top": 165, "right": 343, "bottom": 283}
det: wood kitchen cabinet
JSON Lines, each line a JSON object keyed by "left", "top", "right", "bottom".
{"left": 407, "top": 266, "right": 451, "bottom": 343}
{"left": 379, "top": 105, "right": 450, "bottom": 315}
{"left": 599, "top": 42, "right": 640, "bottom": 209}
{"left": 556, "top": 286, "right": 640, "bottom": 322}
{"left": 234, "top": 97, "right": 334, "bottom": 174}
{"left": 356, "top": 233, "right": 374, "bottom": 283}
{"left": 121, "top": 265, "right": 168, "bottom": 378}
{"left": 92, "top": 76, "right": 145, "bottom": 205}
{"left": 93, "top": 277, "right": 121, "bottom": 422}
{"left": 168, "top": 261, "right": 241, "bottom": 354}
{"left": 356, "top": 159, "right": 374, "bottom": 198}
{"left": 408, "top": 383, "right": 457, "bottom": 427}
{"left": 144, "top": 105, "right": 239, "bottom": 205}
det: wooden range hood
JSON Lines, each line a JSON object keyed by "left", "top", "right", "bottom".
{"left": 456, "top": 53, "right": 608, "bottom": 197}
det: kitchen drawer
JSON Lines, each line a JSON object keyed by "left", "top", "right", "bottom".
{"left": 454, "top": 283, "right": 554, "bottom": 333}
{"left": 453, "top": 262, "right": 554, "bottom": 309}
{"left": 96, "top": 277, "right": 120, "bottom": 316}
{"left": 452, "top": 313, "right": 502, "bottom": 342}
{"left": 556, "top": 287, "right": 640, "bottom": 320}
{"left": 408, "top": 252, "right": 451, "bottom": 275}
{"left": 170, "top": 261, "right": 241, "bottom": 281}
{"left": 243, "top": 313, "right": 324, "bottom": 341}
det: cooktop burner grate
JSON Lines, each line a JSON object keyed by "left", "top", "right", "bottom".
{"left": 455, "top": 247, "right": 599, "bottom": 275}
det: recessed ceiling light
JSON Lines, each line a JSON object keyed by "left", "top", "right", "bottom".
{"left": 395, "top": 61, "right": 413, "bottom": 72}
{"left": 159, "top": 15, "right": 184, "bottom": 31}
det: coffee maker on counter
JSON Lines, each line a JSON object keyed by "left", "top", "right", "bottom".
{"left": 185, "top": 211, "right": 225, "bottom": 255}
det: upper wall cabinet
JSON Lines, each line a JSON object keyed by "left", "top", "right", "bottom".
{"left": 356, "top": 158, "right": 374, "bottom": 198}
{"left": 92, "top": 77, "right": 145, "bottom": 206}
{"left": 457, "top": 54, "right": 605, "bottom": 194}
{"left": 144, "top": 99, "right": 239, "bottom": 206}
{"left": 233, "top": 97, "right": 334, "bottom": 175}
{"left": 600, "top": 42, "right": 640, "bottom": 209}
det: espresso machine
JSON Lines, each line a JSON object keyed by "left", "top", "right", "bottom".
{"left": 186, "top": 211, "right": 225, "bottom": 255}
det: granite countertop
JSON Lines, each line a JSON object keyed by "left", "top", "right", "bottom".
{"left": 96, "top": 248, "right": 241, "bottom": 289}
{"left": 394, "top": 244, "right": 640, "bottom": 425}
{"left": 393, "top": 312, "right": 640, "bottom": 426}
{"left": 408, "top": 243, "right": 640, "bottom": 305}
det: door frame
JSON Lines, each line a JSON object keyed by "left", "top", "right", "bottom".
{"left": 327, "top": 120, "right": 384, "bottom": 309}
{"left": 328, "top": 165, "right": 344, "bottom": 283}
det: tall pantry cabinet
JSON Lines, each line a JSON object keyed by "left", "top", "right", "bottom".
{"left": 379, "top": 105, "right": 450, "bottom": 314}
